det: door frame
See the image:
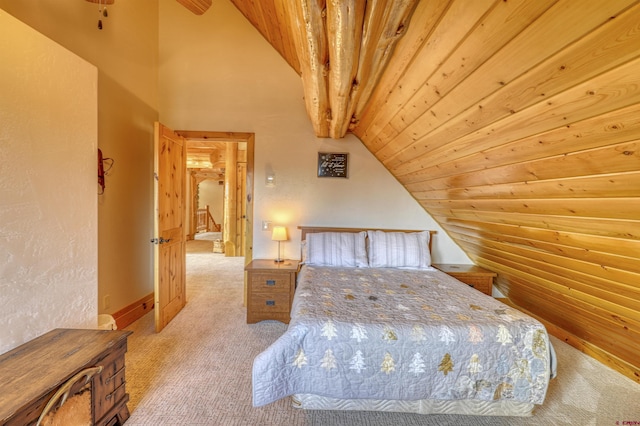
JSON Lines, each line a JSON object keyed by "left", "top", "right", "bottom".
{"left": 177, "top": 130, "right": 255, "bottom": 263}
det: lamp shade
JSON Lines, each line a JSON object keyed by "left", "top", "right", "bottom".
{"left": 271, "top": 226, "right": 288, "bottom": 241}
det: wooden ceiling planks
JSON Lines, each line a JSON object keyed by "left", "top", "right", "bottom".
{"left": 229, "top": 0, "right": 640, "bottom": 383}
{"left": 176, "top": 0, "right": 212, "bottom": 15}
{"left": 230, "top": 0, "right": 301, "bottom": 73}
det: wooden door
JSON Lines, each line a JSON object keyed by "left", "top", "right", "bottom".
{"left": 153, "top": 122, "right": 187, "bottom": 332}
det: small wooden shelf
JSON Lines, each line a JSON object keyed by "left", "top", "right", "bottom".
{"left": 245, "top": 259, "right": 300, "bottom": 324}
{"left": 433, "top": 264, "right": 497, "bottom": 296}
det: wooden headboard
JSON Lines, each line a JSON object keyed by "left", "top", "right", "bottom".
{"left": 298, "top": 226, "right": 436, "bottom": 252}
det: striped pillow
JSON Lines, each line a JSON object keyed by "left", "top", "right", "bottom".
{"left": 306, "top": 232, "right": 369, "bottom": 267}
{"left": 367, "top": 230, "right": 431, "bottom": 269}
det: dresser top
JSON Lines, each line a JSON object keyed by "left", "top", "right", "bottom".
{"left": 0, "top": 328, "right": 131, "bottom": 422}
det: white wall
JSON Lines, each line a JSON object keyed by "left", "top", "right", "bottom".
{"left": 159, "top": 0, "right": 471, "bottom": 263}
{"left": 0, "top": 10, "right": 98, "bottom": 353}
{"left": 198, "top": 180, "right": 224, "bottom": 227}
{"left": 0, "top": 0, "right": 160, "bottom": 316}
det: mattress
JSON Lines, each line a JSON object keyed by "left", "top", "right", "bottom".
{"left": 292, "top": 393, "right": 535, "bottom": 416}
{"left": 252, "top": 265, "right": 555, "bottom": 414}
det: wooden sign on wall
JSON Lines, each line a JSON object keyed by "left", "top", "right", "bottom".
{"left": 317, "top": 152, "right": 349, "bottom": 178}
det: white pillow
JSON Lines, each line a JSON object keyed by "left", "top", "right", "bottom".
{"left": 306, "top": 232, "right": 369, "bottom": 267}
{"left": 367, "top": 230, "right": 431, "bottom": 269}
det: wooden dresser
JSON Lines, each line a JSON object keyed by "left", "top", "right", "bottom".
{"left": 246, "top": 259, "right": 299, "bottom": 324}
{"left": 433, "top": 264, "right": 497, "bottom": 296}
{"left": 0, "top": 328, "right": 132, "bottom": 426}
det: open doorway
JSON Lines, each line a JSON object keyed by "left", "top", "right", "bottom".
{"left": 178, "top": 130, "right": 255, "bottom": 263}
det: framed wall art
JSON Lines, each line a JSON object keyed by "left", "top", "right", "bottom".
{"left": 317, "top": 152, "right": 348, "bottom": 178}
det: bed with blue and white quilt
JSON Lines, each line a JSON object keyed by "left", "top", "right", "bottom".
{"left": 252, "top": 228, "right": 556, "bottom": 417}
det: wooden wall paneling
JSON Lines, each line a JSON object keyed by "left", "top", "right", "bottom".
{"left": 353, "top": 0, "right": 454, "bottom": 141}
{"left": 230, "top": 0, "right": 261, "bottom": 28}
{"left": 176, "top": 0, "right": 212, "bottom": 15}
{"left": 455, "top": 266, "right": 640, "bottom": 342}
{"left": 370, "top": 0, "right": 638, "bottom": 164}
{"left": 416, "top": 171, "right": 640, "bottom": 200}
{"left": 386, "top": 57, "right": 640, "bottom": 175}
{"left": 271, "top": 0, "right": 301, "bottom": 73}
{"left": 503, "top": 277, "right": 640, "bottom": 360}
{"left": 442, "top": 220, "right": 640, "bottom": 273}
{"left": 360, "top": 0, "right": 558, "bottom": 149}
{"left": 376, "top": 2, "right": 640, "bottom": 170}
{"left": 431, "top": 209, "right": 640, "bottom": 241}
{"left": 357, "top": 0, "right": 496, "bottom": 149}
{"left": 426, "top": 198, "right": 639, "bottom": 220}
{"left": 499, "top": 289, "right": 640, "bottom": 384}
{"left": 403, "top": 140, "right": 640, "bottom": 194}
{"left": 504, "top": 280, "right": 640, "bottom": 366}
{"left": 347, "top": 0, "right": 420, "bottom": 134}
{"left": 230, "top": 0, "right": 300, "bottom": 72}
{"left": 448, "top": 228, "right": 640, "bottom": 302}
{"left": 447, "top": 228, "right": 640, "bottom": 294}
{"left": 417, "top": 0, "right": 640, "bottom": 144}
{"left": 467, "top": 257, "right": 640, "bottom": 347}
{"left": 382, "top": 0, "right": 560, "bottom": 135}
{"left": 398, "top": 104, "right": 640, "bottom": 186}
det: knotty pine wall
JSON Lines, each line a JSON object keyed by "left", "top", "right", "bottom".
{"left": 235, "top": 0, "right": 640, "bottom": 382}
{"left": 350, "top": 0, "right": 640, "bottom": 382}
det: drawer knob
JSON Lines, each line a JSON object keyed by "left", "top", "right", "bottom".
{"left": 266, "top": 279, "right": 276, "bottom": 286}
{"left": 266, "top": 300, "right": 276, "bottom": 306}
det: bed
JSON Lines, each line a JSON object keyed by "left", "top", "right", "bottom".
{"left": 252, "top": 227, "right": 556, "bottom": 417}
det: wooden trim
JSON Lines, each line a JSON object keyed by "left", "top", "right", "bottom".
{"left": 497, "top": 297, "right": 640, "bottom": 385}
{"left": 111, "top": 293, "right": 154, "bottom": 330}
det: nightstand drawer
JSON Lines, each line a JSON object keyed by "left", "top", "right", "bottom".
{"left": 454, "top": 276, "right": 492, "bottom": 295}
{"left": 251, "top": 273, "right": 291, "bottom": 292}
{"left": 250, "top": 292, "right": 290, "bottom": 313}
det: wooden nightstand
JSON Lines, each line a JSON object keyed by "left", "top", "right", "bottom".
{"left": 245, "top": 259, "right": 299, "bottom": 324}
{"left": 433, "top": 264, "right": 497, "bottom": 296}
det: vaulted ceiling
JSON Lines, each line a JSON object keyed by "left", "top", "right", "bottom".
{"left": 221, "top": 0, "right": 640, "bottom": 382}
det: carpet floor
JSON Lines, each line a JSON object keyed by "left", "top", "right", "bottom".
{"left": 124, "top": 240, "right": 640, "bottom": 425}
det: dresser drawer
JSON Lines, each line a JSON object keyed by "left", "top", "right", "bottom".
{"left": 250, "top": 292, "right": 290, "bottom": 313}
{"left": 93, "top": 342, "right": 127, "bottom": 422}
{"left": 250, "top": 273, "right": 291, "bottom": 292}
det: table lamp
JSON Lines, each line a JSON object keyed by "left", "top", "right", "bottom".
{"left": 271, "top": 226, "right": 288, "bottom": 263}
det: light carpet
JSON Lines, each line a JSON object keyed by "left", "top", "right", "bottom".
{"left": 124, "top": 240, "right": 640, "bottom": 425}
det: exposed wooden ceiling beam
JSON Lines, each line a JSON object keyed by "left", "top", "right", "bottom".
{"left": 288, "top": 0, "right": 331, "bottom": 137}
{"left": 287, "top": 0, "right": 418, "bottom": 139}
